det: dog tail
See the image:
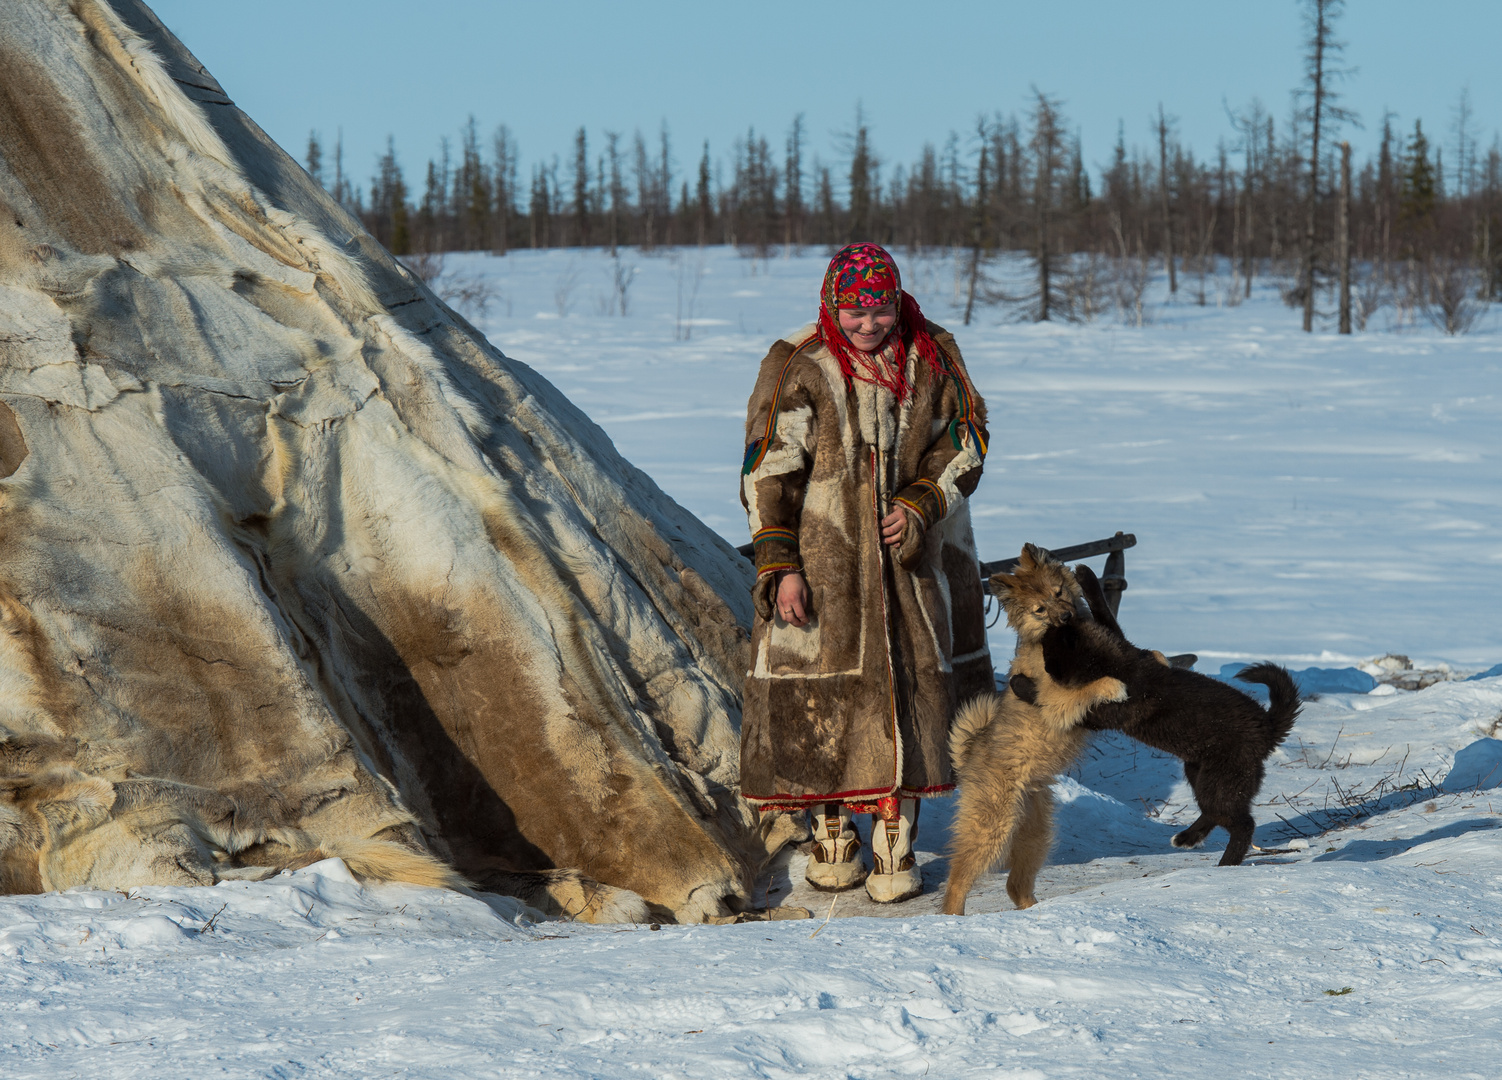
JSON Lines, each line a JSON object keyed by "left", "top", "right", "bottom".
{"left": 950, "top": 693, "right": 1003, "bottom": 775}
{"left": 1234, "top": 662, "right": 1301, "bottom": 749}
{"left": 311, "top": 838, "right": 475, "bottom": 891}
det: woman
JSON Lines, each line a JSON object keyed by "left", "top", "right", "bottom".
{"left": 739, "top": 243, "right": 992, "bottom": 903}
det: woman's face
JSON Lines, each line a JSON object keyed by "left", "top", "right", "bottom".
{"left": 837, "top": 303, "right": 897, "bottom": 353}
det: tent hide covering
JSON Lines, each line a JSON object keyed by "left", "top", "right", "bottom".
{"left": 0, "top": 0, "right": 788, "bottom": 923}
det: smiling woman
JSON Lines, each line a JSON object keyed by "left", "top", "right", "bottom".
{"left": 739, "top": 243, "right": 993, "bottom": 904}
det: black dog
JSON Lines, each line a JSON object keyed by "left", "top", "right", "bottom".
{"left": 1010, "top": 566, "right": 1300, "bottom": 866}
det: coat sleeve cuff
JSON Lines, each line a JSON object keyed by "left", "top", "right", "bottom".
{"left": 751, "top": 527, "right": 802, "bottom": 576}
{"left": 750, "top": 527, "right": 800, "bottom": 620}
{"left": 893, "top": 478, "right": 948, "bottom": 530}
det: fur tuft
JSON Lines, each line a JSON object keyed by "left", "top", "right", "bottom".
{"left": 949, "top": 693, "right": 1002, "bottom": 775}
{"left": 83, "top": 0, "right": 238, "bottom": 169}
{"left": 317, "top": 838, "right": 473, "bottom": 891}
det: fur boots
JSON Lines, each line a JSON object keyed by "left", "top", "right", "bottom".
{"left": 804, "top": 802, "right": 867, "bottom": 892}
{"left": 866, "top": 798, "right": 922, "bottom": 903}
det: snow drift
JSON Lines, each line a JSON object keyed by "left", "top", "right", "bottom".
{"left": 0, "top": 0, "right": 777, "bottom": 922}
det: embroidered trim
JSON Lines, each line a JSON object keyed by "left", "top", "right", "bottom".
{"left": 740, "top": 438, "right": 764, "bottom": 474}
{"left": 935, "top": 346, "right": 987, "bottom": 457}
{"left": 752, "top": 526, "right": 798, "bottom": 546}
{"left": 910, "top": 477, "right": 948, "bottom": 519}
{"left": 746, "top": 782, "right": 957, "bottom": 809}
{"left": 756, "top": 562, "right": 800, "bottom": 578}
{"left": 742, "top": 335, "right": 818, "bottom": 475}
{"left": 910, "top": 477, "right": 945, "bottom": 515}
{"left": 743, "top": 784, "right": 902, "bottom": 805}
{"left": 893, "top": 496, "right": 928, "bottom": 529}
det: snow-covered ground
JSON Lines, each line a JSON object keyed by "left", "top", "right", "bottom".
{"left": 4, "top": 248, "right": 1501, "bottom": 1078}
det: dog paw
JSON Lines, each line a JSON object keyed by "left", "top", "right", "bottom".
{"left": 1171, "top": 831, "right": 1205, "bottom": 850}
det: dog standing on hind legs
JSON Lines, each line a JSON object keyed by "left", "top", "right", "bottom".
{"left": 942, "top": 694, "right": 1087, "bottom": 915}
{"left": 941, "top": 545, "right": 1129, "bottom": 916}
{"left": 1035, "top": 563, "right": 1302, "bottom": 867}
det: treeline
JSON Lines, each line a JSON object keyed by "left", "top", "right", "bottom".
{"left": 307, "top": 3, "right": 1499, "bottom": 332}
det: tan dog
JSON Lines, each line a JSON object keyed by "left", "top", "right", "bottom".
{"left": 941, "top": 545, "right": 1127, "bottom": 915}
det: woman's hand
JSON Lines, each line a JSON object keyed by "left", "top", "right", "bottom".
{"left": 775, "top": 571, "right": 811, "bottom": 627}
{"left": 880, "top": 506, "right": 908, "bottom": 546}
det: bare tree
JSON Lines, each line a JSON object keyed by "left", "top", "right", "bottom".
{"left": 1229, "top": 99, "right": 1267, "bottom": 297}
{"left": 847, "top": 105, "right": 874, "bottom": 241}
{"left": 658, "top": 122, "right": 674, "bottom": 246}
{"left": 784, "top": 115, "right": 805, "bottom": 250}
{"left": 1451, "top": 87, "right": 1477, "bottom": 199}
{"left": 604, "top": 132, "right": 623, "bottom": 255}
{"left": 963, "top": 117, "right": 989, "bottom": 326}
{"left": 491, "top": 125, "right": 518, "bottom": 255}
{"left": 1423, "top": 256, "right": 1484, "bottom": 334}
{"left": 1337, "top": 140, "right": 1357, "bottom": 331}
{"left": 633, "top": 131, "right": 654, "bottom": 249}
{"left": 1297, "top": 0, "right": 1355, "bottom": 331}
{"left": 1156, "top": 104, "right": 1177, "bottom": 294}
{"left": 1030, "top": 90, "right": 1069, "bottom": 321}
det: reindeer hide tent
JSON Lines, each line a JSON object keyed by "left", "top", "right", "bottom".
{"left": 0, "top": 0, "right": 782, "bottom": 923}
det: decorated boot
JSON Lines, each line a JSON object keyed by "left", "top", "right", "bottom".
{"left": 866, "top": 797, "right": 922, "bottom": 903}
{"left": 804, "top": 802, "right": 867, "bottom": 892}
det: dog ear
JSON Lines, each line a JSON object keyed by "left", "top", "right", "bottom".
{"left": 1019, "top": 544, "right": 1040, "bottom": 569}
{"left": 989, "top": 572, "right": 1016, "bottom": 597}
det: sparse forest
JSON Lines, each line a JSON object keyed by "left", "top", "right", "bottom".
{"left": 308, "top": 0, "right": 1498, "bottom": 333}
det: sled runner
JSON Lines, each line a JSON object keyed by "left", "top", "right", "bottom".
{"left": 980, "top": 531, "right": 1136, "bottom": 616}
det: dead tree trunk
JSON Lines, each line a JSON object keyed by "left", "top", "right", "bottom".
{"left": 964, "top": 122, "right": 989, "bottom": 326}
{"left": 1338, "top": 141, "right": 1352, "bottom": 333}
{"left": 1157, "top": 105, "right": 1177, "bottom": 294}
{"left": 1299, "top": 0, "right": 1350, "bottom": 332}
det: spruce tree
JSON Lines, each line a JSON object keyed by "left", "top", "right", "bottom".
{"left": 573, "top": 127, "right": 590, "bottom": 247}
{"left": 695, "top": 142, "right": 712, "bottom": 247}
{"left": 1400, "top": 120, "right": 1436, "bottom": 230}
{"left": 847, "top": 108, "right": 872, "bottom": 242}
{"left": 305, "top": 131, "right": 323, "bottom": 189}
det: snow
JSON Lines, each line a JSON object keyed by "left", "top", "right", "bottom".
{"left": 4, "top": 247, "right": 1501, "bottom": 1077}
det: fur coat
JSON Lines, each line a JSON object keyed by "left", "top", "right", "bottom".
{"left": 739, "top": 321, "right": 993, "bottom": 807}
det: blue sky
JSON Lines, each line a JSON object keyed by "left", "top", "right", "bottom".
{"left": 149, "top": 0, "right": 1501, "bottom": 197}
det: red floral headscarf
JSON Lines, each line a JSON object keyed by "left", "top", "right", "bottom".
{"left": 816, "top": 243, "right": 944, "bottom": 401}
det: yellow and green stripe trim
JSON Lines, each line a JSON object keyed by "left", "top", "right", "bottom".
{"left": 752, "top": 526, "right": 799, "bottom": 547}
{"left": 742, "top": 335, "right": 817, "bottom": 476}
{"left": 756, "top": 562, "right": 801, "bottom": 577}
{"left": 907, "top": 478, "right": 948, "bottom": 521}
{"left": 935, "top": 346, "right": 987, "bottom": 457}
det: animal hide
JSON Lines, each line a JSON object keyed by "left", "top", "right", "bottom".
{"left": 0, "top": 0, "right": 777, "bottom": 923}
